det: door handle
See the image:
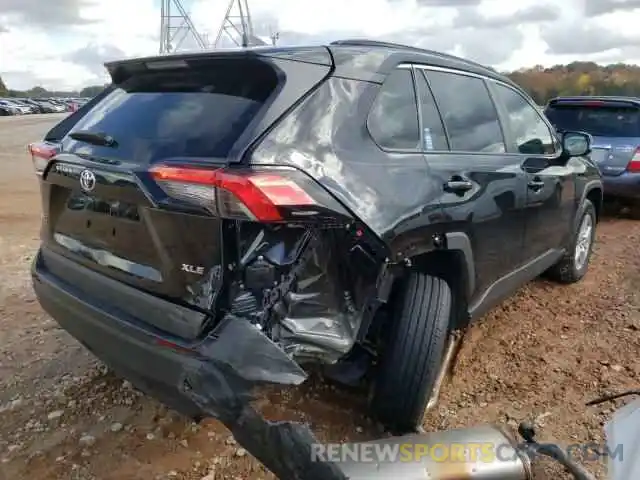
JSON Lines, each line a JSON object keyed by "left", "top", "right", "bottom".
{"left": 444, "top": 178, "right": 473, "bottom": 194}
{"left": 528, "top": 179, "right": 545, "bottom": 191}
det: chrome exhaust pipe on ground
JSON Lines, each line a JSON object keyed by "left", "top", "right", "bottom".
{"left": 425, "top": 330, "right": 464, "bottom": 414}
{"left": 333, "top": 424, "right": 533, "bottom": 480}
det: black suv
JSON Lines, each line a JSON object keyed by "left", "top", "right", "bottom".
{"left": 30, "top": 40, "right": 603, "bottom": 433}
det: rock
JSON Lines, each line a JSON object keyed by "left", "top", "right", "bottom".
{"left": 225, "top": 436, "right": 236, "bottom": 446}
{"left": 534, "top": 411, "right": 552, "bottom": 427}
{"left": 235, "top": 448, "right": 247, "bottom": 457}
{"left": 79, "top": 435, "right": 96, "bottom": 447}
{"left": 167, "top": 471, "right": 178, "bottom": 477}
{"left": 146, "top": 433, "right": 156, "bottom": 440}
{"left": 47, "top": 410, "right": 64, "bottom": 421}
{"left": 110, "top": 423, "right": 123, "bottom": 433}
{"left": 180, "top": 439, "right": 189, "bottom": 448}
{"left": 611, "top": 364, "right": 624, "bottom": 372}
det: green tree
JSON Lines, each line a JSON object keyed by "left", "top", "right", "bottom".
{"left": 28, "top": 86, "right": 47, "bottom": 97}
{"left": 0, "top": 75, "right": 7, "bottom": 96}
{"left": 79, "top": 85, "right": 104, "bottom": 98}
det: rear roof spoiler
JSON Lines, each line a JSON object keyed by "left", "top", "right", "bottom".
{"left": 104, "top": 47, "right": 334, "bottom": 84}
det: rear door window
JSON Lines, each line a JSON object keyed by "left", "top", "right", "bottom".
{"left": 367, "top": 69, "right": 420, "bottom": 151}
{"left": 545, "top": 103, "right": 640, "bottom": 137}
{"left": 61, "top": 59, "right": 279, "bottom": 164}
{"left": 426, "top": 70, "right": 505, "bottom": 153}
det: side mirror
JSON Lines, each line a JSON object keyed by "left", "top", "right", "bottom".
{"left": 561, "top": 131, "right": 591, "bottom": 157}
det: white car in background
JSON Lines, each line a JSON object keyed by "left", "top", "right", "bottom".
{"left": 0, "top": 99, "right": 30, "bottom": 114}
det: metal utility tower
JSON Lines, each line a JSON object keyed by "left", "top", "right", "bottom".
{"left": 159, "top": 0, "right": 208, "bottom": 54}
{"left": 213, "top": 0, "right": 267, "bottom": 48}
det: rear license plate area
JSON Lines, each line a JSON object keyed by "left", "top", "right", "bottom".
{"left": 66, "top": 193, "right": 141, "bottom": 222}
{"left": 53, "top": 191, "right": 152, "bottom": 259}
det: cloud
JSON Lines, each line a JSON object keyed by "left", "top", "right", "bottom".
{"left": 0, "top": 0, "right": 94, "bottom": 27}
{"left": 584, "top": 0, "right": 640, "bottom": 17}
{"left": 64, "top": 43, "right": 126, "bottom": 76}
{"left": 541, "top": 21, "right": 638, "bottom": 55}
{"left": 454, "top": 5, "right": 560, "bottom": 28}
{"left": 1, "top": 0, "right": 640, "bottom": 91}
{"left": 416, "top": 0, "right": 481, "bottom": 5}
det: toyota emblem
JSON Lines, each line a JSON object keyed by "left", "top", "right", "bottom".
{"left": 79, "top": 169, "right": 96, "bottom": 192}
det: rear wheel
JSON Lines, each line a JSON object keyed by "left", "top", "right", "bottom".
{"left": 547, "top": 199, "right": 596, "bottom": 284}
{"left": 369, "top": 273, "right": 451, "bottom": 433}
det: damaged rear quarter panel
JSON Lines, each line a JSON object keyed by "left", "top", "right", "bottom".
{"left": 241, "top": 75, "right": 445, "bottom": 363}
{"left": 225, "top": 220, "right": 381, "bottom": 365}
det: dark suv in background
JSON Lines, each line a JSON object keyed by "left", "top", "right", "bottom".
{"left": 545, "top": 96, "right": 640, "bottom": 207}
{"left": 29, "top": 40, "right": 603, "bottom": 433}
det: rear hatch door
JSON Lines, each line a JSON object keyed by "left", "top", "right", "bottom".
{"left": 37, "top": 50, "right": 333, "bottom": 339}
{"left": 545, "top": 99, "right": 640, "bottom": 176}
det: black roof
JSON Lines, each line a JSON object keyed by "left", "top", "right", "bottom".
{"left": 104, "top": 39, "right": 520, "bottom": 90}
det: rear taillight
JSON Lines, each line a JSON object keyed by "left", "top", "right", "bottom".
{"left": 28, "top": 142, "right": 59, "bottom": 174}
{"left": 149, "top": 164, "right": 338, "bottom": 223}
{"left": 628, "top": 148, "right": 640, "bottom": 173}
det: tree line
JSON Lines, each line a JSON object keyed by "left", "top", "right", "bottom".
{"left": 1, "top": 61, "right": 640, "bottom": 103}
{"left": 505, "top": 61, "right": 640, "bottom": 105}
{"left": 0, "top": 80, "right": 105, "bottom": 99}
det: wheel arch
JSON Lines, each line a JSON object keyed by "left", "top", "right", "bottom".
{"left": 397, "top": 232, "right": 475, "bottom": 330}
{"left": 584, "top": 184, "right": 603, "bottom": 223}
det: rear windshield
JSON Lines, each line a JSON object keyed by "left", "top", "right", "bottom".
{"left": 62, "top": 59, "right": 278, "bottom": 163}
{"left": 545, "top": 104, "right": 640, "bottom": 137}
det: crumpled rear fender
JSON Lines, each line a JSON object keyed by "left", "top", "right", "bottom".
{"left": 180, "top": 315, "right": 348, "bottom": 479}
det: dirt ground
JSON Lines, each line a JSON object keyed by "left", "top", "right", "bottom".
{"left": 0, "top": 114, "right": 638, "bottom": 480}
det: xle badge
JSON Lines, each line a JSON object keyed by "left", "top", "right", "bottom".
{"left": 181, "top": 264, "right": 205, "bottom": 275}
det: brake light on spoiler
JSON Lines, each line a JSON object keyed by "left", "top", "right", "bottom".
{"left": 149, "top": 164, "right": 349, "bottom": 223}
{"left": 28, "top": 142, "right": 60, "bottom": 175}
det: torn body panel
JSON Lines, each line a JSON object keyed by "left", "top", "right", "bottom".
{"left": 180, "top": 320, "right": 348, "bottom": 479}
{"left": 224, "top": 221, "right": 386, "bottom": 365}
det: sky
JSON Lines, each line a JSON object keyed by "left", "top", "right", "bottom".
{"left": 0, "top": 0, "right": 640, "bottom": 91}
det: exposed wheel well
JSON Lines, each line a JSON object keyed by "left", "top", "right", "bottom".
{"left": 586, "top": 187, "right": 603, "bottom": 223}
{"left": 391, "top": 250, "right": 470, "bottom": 331}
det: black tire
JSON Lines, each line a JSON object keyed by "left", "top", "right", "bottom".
{"left": 547, "top": 199, "right": 596, "bottom": 284}
{"left": 369, "top": 273, "right": 451, "bottom": 433}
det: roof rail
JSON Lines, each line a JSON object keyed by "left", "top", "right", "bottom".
{"left": 330, "top": 39, "right": 425, "bottom": 52}
{"left": 330, "top": 39, "right": 491, "bottom": 71}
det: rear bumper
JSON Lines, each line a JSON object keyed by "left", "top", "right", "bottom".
{"left": 603, "top": 172, "right": 640, "bottom": 200}
{"left": 31, "top": 248, "right": 307, "bottom": 418}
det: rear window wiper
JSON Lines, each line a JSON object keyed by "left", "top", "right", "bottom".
{"left": 68, "top": 131, "right": 118, "bottom": 148}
